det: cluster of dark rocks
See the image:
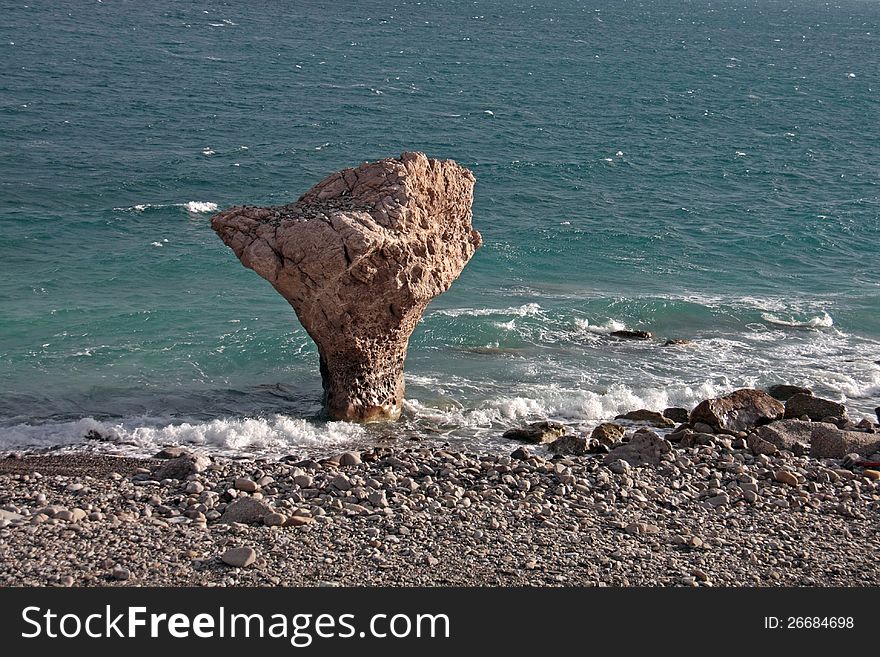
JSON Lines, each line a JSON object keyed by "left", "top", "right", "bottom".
{"left": 503, "top": 386, "right": 880, "bottom": 469}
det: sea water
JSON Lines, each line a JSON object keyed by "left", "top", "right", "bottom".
{"left": 1, "top": 0, "right": 878, "bottom": 457}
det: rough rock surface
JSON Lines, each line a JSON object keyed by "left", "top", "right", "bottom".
{"left": 754, "top": 420, "right": 830, "bottom": 453}
{"left": 810, "top": 425, "right": 880, "bottom": 459}
{"left": 611, "top": 330, "right": 652, "bottom": 340}
{"left": 766, "top": 384, "right": 813, "bottom": 402}
{"left": 614, "top": 409, "right": 675, "bottom": 428}
{"left": 153, "top": 455, "right": 211, "bottom": 481}
{"left": 221, "top": 547, "right": 257, "bottom": 568}
{"left": 547, "top": 435, "right": 589, "bottom": 456}
{"left": 212, "top": 152, "right": 481, "bottom": 422}
{"left": 590, "top": 423, "right": 626, "bottom": 446}
{"left": 746, "top": 432, "right": 779, "bottom": 456}
{"left": 689, "top": 389, "right": 784, "bottom": 433}
{"left": 603, "top": 429, "right": 672, "bottom": 467}
{"left": 218, "top": 497, "right": 274, "bottom": 525}
{"left": 784, "top": 393, "right": 848, "bottom": 422}
{"left": 663, "top": 407, "right": 690, "bottom": 423}
{"left": 503, "top": 421, "right": 566, "bottom": 445}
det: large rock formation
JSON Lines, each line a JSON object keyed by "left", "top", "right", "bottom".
{"left": 810, "top": 424, "right": 880, "bottom": 459}
{"left": 783, "top": 393, "right": 847, "bottom": 421}
{"left": 689, "top": 389, "right": 784, "bottom": 433}
{"left": 212, "top": 152, "right": 481, "bottom": 422}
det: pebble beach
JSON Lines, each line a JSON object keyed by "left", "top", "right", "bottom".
{"left": 2, "top": 389, "right": 878, "bottom": 588}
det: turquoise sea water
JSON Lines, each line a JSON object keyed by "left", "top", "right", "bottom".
{"left": 1, "top": 0, "right": 878, "bottom": 456}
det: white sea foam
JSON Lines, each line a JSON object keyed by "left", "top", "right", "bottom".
{"left": 573, "top": 318, "right": 627, "bottom": 334}
{"left": 404, "top": 380, "right": 735, "bottom": 432}
{"left": 201, "top": 148, "right": 215, "bottom": 156}
{"left": 0, "top": 415, "right": 365, "bottom": 457}
{"left": 431, "top": 303, "right": 542, "bottom": 318}
{"left": 114, "top": 202, "right": 218, "bottom": 214}
{"left": 184, "top": 201, "right": 218, "bottom": 213}
{"left": 761, "top": 311, "right": 833, "bottom": 329}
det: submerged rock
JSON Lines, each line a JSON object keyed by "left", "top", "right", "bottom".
{"left": 784, "top": 393, "right": 847, "bottom": 422}
{"left": 766, "top": 384, "right": 813, "bottom": 402}
{"left": 611, "top": 330, "right": 652, "bottom": 340}
{"left": 212, "top": 152, "right": 481, "bottom": 422}
{"left": 689, "top": 389, "right": 783, "bottom": 433}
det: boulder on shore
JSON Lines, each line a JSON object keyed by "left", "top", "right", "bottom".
{"left": 548, "top": 435, "right": 589, "bottom": 456}
{"left": 810, "top": 425, "right": 880, "bottom": 459}
{"left": 766, "top": 384, "right": 813, "bottom": 402}
{"left": 753, "top": 419, "right": 830, "bottom": 453}
{"left": 218, "top": 497, "right": 274, "bottom": 525}
{"left": 663, "top": 407, "right": 690, "bottom": 423}
{"left": 614, "top": 409, "right": 675, "bottom": 428}
{"left": 784, "top": 393, "right": 847, "bottom": 422}
{"left": 153, "top": 455, "right": 211, "bottom": 481}
{"left": 603, "top": 429, "right": 672, "bottom": 467}
{"left": 503, "top": 421, "right": 566, "bottom": 445}
{"left": 689, "top": 389, "right": 783, "bottom": 433}
{"left": 212, "top": 152, "right": 481, "bottom": 422}
{"left": 590, "top": 422, "right": 626, "bottom": 446}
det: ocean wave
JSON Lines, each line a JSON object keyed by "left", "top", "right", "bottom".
{"left": 572, "top": 317, "right": 627, "bottom": 335}
{"left": 112, "top": 201, "right": 218, "bottom": 214}
{"left": 183, "top": 201, "right": 218, "bottom": 213}
{"left": 431, "top": 303, "right": 542, "bottom": 318}
{"left": 0, "top": 415, "right": 364, "bottom": 457}
{"left": 404, "top": 380, "right": 733, "bottom": 431}
{"left": 761, "top": 311, "right": 834, "bottom": 329}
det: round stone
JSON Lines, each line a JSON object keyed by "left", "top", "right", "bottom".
{"left": 263, "top": 512, "right": 286, "bottom": 527}
{"left": 339, "top": 452, "right": 362, "bottom": 466}
{"left": 234, "top": 478, "right": 259, "bottom": 493}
